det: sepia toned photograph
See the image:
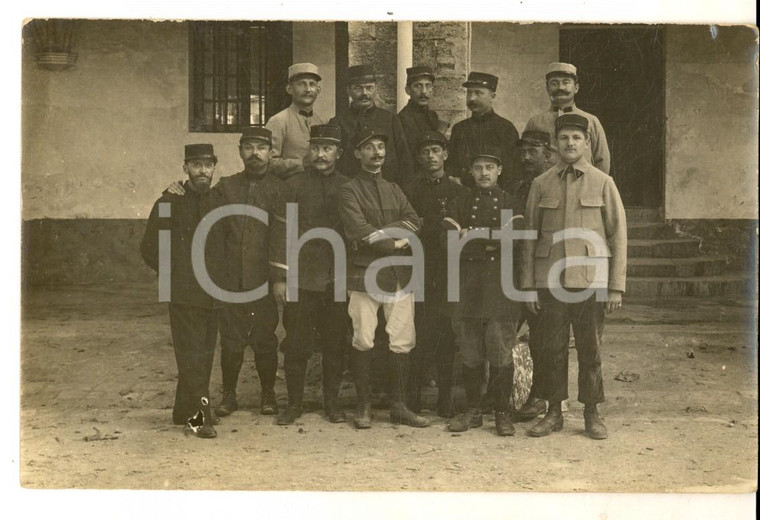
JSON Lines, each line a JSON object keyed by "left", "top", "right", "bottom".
{"left": 14, "top": 3, "right": 758, "bottom": 514}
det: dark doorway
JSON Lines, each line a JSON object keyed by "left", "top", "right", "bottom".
{"left": 560, "top": 26, "right": 665, "bottom": 207}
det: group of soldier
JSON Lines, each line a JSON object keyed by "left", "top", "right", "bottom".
{"left": 140, "top": 59, "right": 627, "bottom": 442}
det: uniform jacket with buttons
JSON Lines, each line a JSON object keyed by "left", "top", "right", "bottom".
{"left": 141, "top": 181, "right": 225, "bottom": 309}
{"left": 520, "top": 158, "right": 627, "bottom": 292}
{"left": 329, "top": 104, "right": 414, "bottom": 189}
{"left": 285, "top": 168, "right": 350, "bottom": 292}
{"left": 339, "top": 169, "right": 421, "bottom": 294}
{"left": 446, "top": 108, "right": 520, "bottom": 189}
{"left": 405, "top": 172, "right": 469, "bottom": 311}
{"left": 213, "top": 169, "right": 291, "bottom": 293}
{"left": 266, "top": 104, "right": 326, "bottom": 180}
{"left": 442, "top": 185, "right": 523, "bottom": 318}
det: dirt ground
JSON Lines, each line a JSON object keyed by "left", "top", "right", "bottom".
{"left": 19, "top": 283, "right": 758, "bottom": 493}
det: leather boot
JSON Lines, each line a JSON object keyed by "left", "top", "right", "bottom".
{"left": 277, "top": 362, "right": 305, "bottom": 425}
{"left": 215, "top": 390, "right": 238, "bottom": 417}
{"left": 216, "top": 348, "right": 243, "bottom": 416}
{"left": 514, "top": 386, "right": 547, "bottom": 422}
{"left": 255, "top": 351, "right": 279, "bottom": 415}
{"left": 187, "top": 396, "right": 217, "bottom": 439}
{"left": 322, "top": 346, "right": 346, "bottom": 423}
{"left": 584, "top": 404, "right": 608, "bottom": 440}
{"left": 406, "top": 349, "right": 424, "bottom": 413}
{"left": 528, "top": 401, "right": 563, "bottom": 437}
{"left": 436, "top": 361, "right": 455, "bottom": 418}
{"left": 447, "top": 364, "right": 483, "bottom": 432}
{"left": 493, "top": 366, "right": 515, "bottom": 437}
{"left": 389, "top": 353, "right": 430, "bottom": 428}
{"left": 352, "top": 349, "right": 373, "bottom": 429}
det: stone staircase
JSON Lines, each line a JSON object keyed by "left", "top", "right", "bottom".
{"left": 625, "top": 208, "right": 751, "bottom": 297}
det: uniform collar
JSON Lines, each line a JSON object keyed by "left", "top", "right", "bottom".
{"left": 290, "top": 103, "right": 314, "bottom": 118}
{"left": 309, "top": 167, "right": 337, "bottom": 178}
{"left": 424, "top": 172, "right": 447, "bottom": 185}
{"left": 357, "top": 168, "right": 383, "bottom": 180}
{"left": 350, "top": 102, "right": 376, "bottom": 115}
{"left": 406, "top": 100, "right": 429, "bottom": 112}
{"left": 474, "top": 184, "right": 502, "bottom": 197}
{"left": 244, "top": 167, "right": 269, "bottom": 181}
{"left": 557, "top": 157, "right": 591, "bottom": 178}
{"left": 470, "top": 107, "right": 495, "bottom": 120}
{"left": 550, "top": 103, "right": 576, "bottom": 113}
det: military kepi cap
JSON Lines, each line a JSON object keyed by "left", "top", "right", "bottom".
{"left": 406, "top": 65, "right": 435, "bottom": 85}
{"left": 354, "top": 128, "right": 388, "bottom": 149}
{"left": 240, "top": 126, "right": 273, "bottom": 145}
{"left": 518, "top": 130, "right": 552, "bottom": 148}
{"left": 347, "top": 64, "right": 376, "bottom": 84}
{"left": 289, "top": 62, "right": 321, "bottom": 81}
{"left": 546, "top": 62, "right": 578, "bottom": 80}
{"left": 470, "top": 145, "right": 503, "bottom": 165}
{"left": 185, "top": 144, "right": 217, "bottom": 163}
{"left": 309, "top": 125, "right": 341, "bottom": 144}
{"left": 416, "top": 130, "right": 448, "bottom": 150}
{"left": 555, "top": 113, "right": 589, "bottom": 134}
{"left": 463, "top": 71, "right": 498, "bottom": 91}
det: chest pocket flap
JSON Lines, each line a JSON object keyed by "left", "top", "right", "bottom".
{"left": 538, "top": 198, "right": 560, "bottom": 209}
{"left": 580, "top": 197, "right": 605, "bottom": 208}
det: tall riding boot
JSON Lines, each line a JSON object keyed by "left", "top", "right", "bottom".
{"left": 277, "top": 360, "right": 306, "bottom": 425}
{"left": 493, "top": 365, "right": 515, "bottom": 437}
{"left": 216, "top": 349, "right": 244, "bottom": 416}
{"left": 352, "top": 349, "right": 373, "bottom": 429}
{"left": 322, "top": 348, "right": 346, "bottom": 423}
{"left": 389, "top": 352, "right": 430, "bottom": 428}
{"left": 448, "top": 365, "right": 484, "bottom": 432}
{"left": 255, "top": 351, "right": 279, "bottom": 415}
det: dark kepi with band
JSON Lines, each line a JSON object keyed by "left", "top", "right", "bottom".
{"left": 184, "top": 144, "right": 217, "bottom": 163}
{"left": 354, "top": 127, "right": 388, "bottom": 149}
{"left": 555, "top": 113, "right": 589, "bottom": 134}
{"left": 347, "top": 64, "right": 376, "bottom": 84}
{"left": 470, "top": 144, "right": 503, "bottom": 164}
{"left": 518, "top": 130, "right": 552, "bottom": 148}
{"left": 406, "top": 65, "right": 435, "bottom": 85}
{"left": 309, "top": 124, "right": 342, "bottom": 144}
{"left": 240, "top": 126, "right": 273, "bottom": 145}
{"left": 416, "top": 130, "right": 448, "bottom": 150}
{"left": 462, "top": 71, "right": 498, "bottom": 91}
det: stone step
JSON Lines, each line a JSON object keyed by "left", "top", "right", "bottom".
{"left": 627, "top": 256, "right": 727, "bottom": 277}
{"left": 627, "top": 222, "right": 677, "bottom": 240}
{"left": 626, "top": 273, "right": 753, "bottom": 297}
{"left": 627, "top": 238, "right": 701, "bottom": 258}
{"left": 625, "top": 207, "right": 662, "bottom": 223}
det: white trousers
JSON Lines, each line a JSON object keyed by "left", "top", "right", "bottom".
{"left": 347, "top": 290, "right": 415, "bottom": 354}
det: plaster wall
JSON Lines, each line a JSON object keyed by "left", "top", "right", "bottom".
{"left": 664, "top": 25, "right": 758, "bottom": 219}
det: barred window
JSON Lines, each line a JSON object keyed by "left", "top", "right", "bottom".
{"left": 189, "top": 21, "right": 292, "bottom": 132}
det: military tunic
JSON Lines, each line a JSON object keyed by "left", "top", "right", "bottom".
{"left": 397, "top": 101, "right": 442, "bottom": 154}
{"left": 329, "top": 105, "right": 414, "bottom": 189}
{"left": 266, "top": 104, "right": 326, "bottom": 180}
{"left": 524, "top": 104, "right": 611, "bottom": 174}
{"left": 447, "top": 109, "right": 520, "bottom": 189}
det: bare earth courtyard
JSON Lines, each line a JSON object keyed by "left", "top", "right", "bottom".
{"left": 19, "top": 283, "right": 757, "bottom": 493}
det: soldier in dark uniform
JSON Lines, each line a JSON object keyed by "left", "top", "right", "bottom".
{"left": 447, "top": 72, "right": 520, "bottom": 190}
{"left": 509, "top": 130, "right": 555, "bottom": 422}
{"left": 404, "top": 131, "right": 469, "bottom": 417}
{"left": 443, "top": 145, "right": 523, "bottom": 437}
{"left": 277, "top": 125, "right": 352, "bottom": 425}
{"left": 329, "top": 64, "right": 414, "bottom": 189}
{"left": 141, "top": 144, "right": 224, "bottom": 438}
{"left": 212, "top": 127, "right": 290, "bottom": 418}
{"left": 397, "top": 65, "right": 448, "bottom": 153}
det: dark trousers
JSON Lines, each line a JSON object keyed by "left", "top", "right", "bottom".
{"left": 535, "top": 289, "right": 605, "bottom": 405}
{"left": 282, "top": 289, "right": 350, "bottom": 375}
{"left": 168, "top": 304, "right": 218, "bottom": 423}
{"left": 412, "top": 308, "right": 456, "bottom": 375}
{"left": 219, "top": 294, "right": 279, "bottom": 392}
